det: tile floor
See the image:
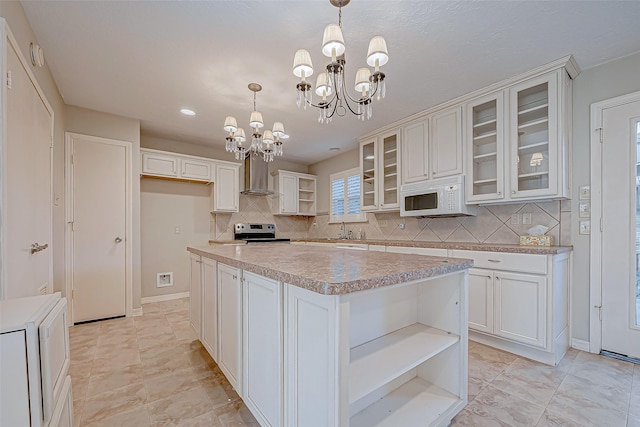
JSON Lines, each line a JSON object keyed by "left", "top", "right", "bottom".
{"left": 69, "top": 297, "right": 640, "bottom": 427}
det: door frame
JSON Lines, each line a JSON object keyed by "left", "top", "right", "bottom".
{"left": 0, "top": 21, "right": 55, "bottom": 300}
{"left": 589, "top": 90, "right": 640, "bottom": 353}
{"left": 65, "top": 132, "right": 133, "bottom": 323}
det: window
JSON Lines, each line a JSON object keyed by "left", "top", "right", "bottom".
{"left": 330, "top": 167, "right": 366, "bottom": 223}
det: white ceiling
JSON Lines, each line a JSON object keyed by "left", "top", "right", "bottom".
{"left": 20, "top": 0, "right": 640, "bottom": 165}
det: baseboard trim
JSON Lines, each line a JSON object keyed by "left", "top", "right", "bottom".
{"left": 141, "top": 291, "right": 190, "bottom": 305}
{"left": 131, "top": 308, "right": 143, "bottom": 317}
{"left": 571, "top": 338, "right": 590, "bottom": 352}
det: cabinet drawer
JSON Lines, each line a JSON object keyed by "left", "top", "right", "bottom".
{"left": 450, "top": 250, "right": 546, "bottom": 274}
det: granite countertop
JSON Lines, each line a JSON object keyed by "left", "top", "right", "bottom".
{"left": 296, "top": 239, "right": 572, "bottom": 255}
{"left": 188, "top": 245, "right": 473, "bottom": 296}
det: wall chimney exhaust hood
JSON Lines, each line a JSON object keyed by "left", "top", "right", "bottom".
{"left": 242, "top": 152, "right": 273, "bottom": 195}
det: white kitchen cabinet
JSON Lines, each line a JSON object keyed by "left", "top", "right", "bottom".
{"left": 189, "top": 253, "right": 202, "bottom": 338}
{"left": 360, "top": 128, "right": 401, "bottom": 211}
{"left": 201, "top": 257, "right": 218, "bottom": 361}
{"left": 272, "top": 170, "right": 317, "bottom": 216}
{"left": 141, "top": 148, "right": 214, "bottom": 182}
{"left": 243, "top": 271, "right": 283, "bottom": 427}
{"left": 452, "top": 249, "right": 569, "bottom": 365}
{"left": 430, "top": 105, "right": 463, "bottom": 179}
{"left": 466, "top": 66, "right": 574, "bottom": 204}
{"left": 218, "top": 263, "right": 243, "bottom": 394}
{"left": 212, "top": 161, "right": 240, "bottom": 212}
{"left": 401, "top": 118, "right": 429, "bottom": 184}
{"left": 0, "top": 294, "right": 72, "bottom": 427}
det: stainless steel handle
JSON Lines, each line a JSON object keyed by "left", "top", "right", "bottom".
{"left": 30, "top": 242, "right": 48, "bottom": 254}
{"left": 488, "top": 259, "right": 501, "bottom": 263}
{"left": 232, "top": 274, "right": 237, "bottom": 280}
{"left": 115, "top": 237, "right": 123, "bottom": 243}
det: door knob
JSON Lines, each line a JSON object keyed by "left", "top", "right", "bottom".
{"left": 115, "top": 237, "right": 123, "bottom": 243}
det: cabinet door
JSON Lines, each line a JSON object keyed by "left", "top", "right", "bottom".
{"left": 201, "top": 258, "right": 218, "bottom": 361}
{"left": 48, "top": 375, "right": 73, "bottom": 427}
{"left": 280, "top": 174, "right": 298, "bottom": 214}
{"left": 218, "top": 263, "right": 243, "bottom": 394}
{"left": 243, "top": 272, "right": 282, "bottom": 427}
{"left": 0, "top": 331, "right": 30, "bottom": 427}
{"left": 181, "top": 158, "right": 212, "bottom": 181}
{"left": 40, "top": 299, "right": 70, "bottom": 424}
{"left": 189, "top": 253, "right": 202, "bottom": 338}
{"left": 401, "top": 119, "right": 429, "bottom": 184}
{"left": 430, "top": 106, "right": 463, "bottom": 178}
{"left": 468, "top": 268, "right": 494, "bottom": 334}
{"left": 213, "top": 163, "right": 240, "bottom": 212}
{"left": 360, "top": 139, "right": 378, "bottom": 211}
{"left": 494, "top": 271, "right": 547, "bottom": 348}
{"left": 466, "top": 92, "right": 505, "bottom": 203}
{"left": 509, "top": 72, "right": 559, "bottom": 199}
{"left": 141, "top": 151, "right": 178, "bottom": 177}
{"left": 379, "top": 129, "right": 401, "bottom": 210}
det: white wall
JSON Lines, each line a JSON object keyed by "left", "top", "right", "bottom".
{"left": 570, "top": 51, "right": 640, "bottom": 342}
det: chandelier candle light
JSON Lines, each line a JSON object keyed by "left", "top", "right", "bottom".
{"left": 293, "top": 0, "right": 389, "bottom": 123}
{"left": 224, "top": 83, "right": 288, "bottom": 162}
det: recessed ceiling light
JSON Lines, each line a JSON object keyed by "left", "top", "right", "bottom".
{"left": 329, "top": 147, "right": 340, "bottom": 152}
{"left": 180, "top": 108, "right": 196, "bottom": 116}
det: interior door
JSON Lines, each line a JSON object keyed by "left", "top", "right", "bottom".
{"left": 69, "top": 134, "right": 127, "bottom": 323}
{"left": 600, "top": 96, "right": 640, "bottom": 359}
{"left": 5, "top": 35, "right": 53, "bottom": 299}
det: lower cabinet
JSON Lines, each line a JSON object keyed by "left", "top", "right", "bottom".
{"left": 189, "top": 253, "right": 202, "bottom": 338}
{"left": 243, "top": 271, "right": 283, "bottom": 427}
{"left": 201, "top": 257, "right": 218, "bottom": 360}
{"left": 453, "top": 250, "right": 569, "bottom": 366}
{"left": 217, "top": 263, "right": 243, "bottom": 394}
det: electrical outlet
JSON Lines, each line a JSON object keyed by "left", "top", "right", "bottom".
{"left": 510, "top": 213, "right": 520, "bottom": 225}
{"left": 378, "top": 220, "right": 388, "bottom": 227}
{"left": 174, "top": 226, "right": 180, "bottom": 234}
{"left": 579, "top": 185, "right": 591, "bottom": 200}
{"left": 579, "top": 202, "right": 590, "bottom": 218}
{"left": 579, "top": 220, "right": 591, "bottom": 235}
{"left": 157, "top": 272, "right": 173, "bottom": 287}
{"left": 522, "top": 213, "right": 532, "bottom": 225}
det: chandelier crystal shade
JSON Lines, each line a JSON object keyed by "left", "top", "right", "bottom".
{"left": 292, "top": 0, "right": 389, "bottom": 123}
{"left": 224, "top": 83, "right": 288, "bottom": 162}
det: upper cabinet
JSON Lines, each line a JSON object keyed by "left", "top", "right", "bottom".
{"left": 141, "top": 148, "right": 213, "bottom": 182}
{"left": 401, "top": 119, "right": 428, "bottom": 184}
{"left": 272, "top": 170, "right": 317, "bottom": 216}
{"left": 360, "top": 128, "right": 401, "bottom": 211}
{"left": 212, "top": 162, "right": 240, "bottom": 212}
{"left": 466, "top": 68, "right": 572, "bottom": 204}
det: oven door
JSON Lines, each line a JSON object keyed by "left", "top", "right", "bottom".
{"left": 400, "top": 188, "right": 442, "bottom": 217}
{"left": 39, "top": 298, "right": 70, "bottom": 424}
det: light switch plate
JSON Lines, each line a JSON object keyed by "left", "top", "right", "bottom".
{"left": 579, "top": 220, "right": 591, "bottom": 235}
{"left": 579, "top": 185, "right": 591, "bottom": 200}
{"left": 579, "top": 202, "right": 590, "bottom": 218}
{"left": 510, "top": 213, "right": 520, "bottom": 225}
{"left": 522, "top": 213, "right": 532, "bottom": 225}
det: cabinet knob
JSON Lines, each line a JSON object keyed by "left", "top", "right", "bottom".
{"left": 512, "top": 190, "right": 516, "bottom": 194}
{"left": 432, "top": 172, "right": 436, "bottom": 175}
{"left": 232, "top": 274, "right": 237, "bottom": 280}
{"left": 497, "top": 191, "right": 501, "bottom": 195}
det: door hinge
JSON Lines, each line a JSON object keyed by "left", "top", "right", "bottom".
{"left": 72, "top": 154, "right": 76, "bottom": 164}
{"left": 6, "top": 70, "right": 12, "bottom": 89}
{"left": 597, "top": 127, "right": 604, "bottom": 144}
{"left": 600, "top": 217, "right": 603, "bottom": 232}
{"left": 594, "top": 305, "right": 603, "bottom": 321}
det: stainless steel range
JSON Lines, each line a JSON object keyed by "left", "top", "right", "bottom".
{"left": 234, "top": 223, "right": 290, "bottom": 243}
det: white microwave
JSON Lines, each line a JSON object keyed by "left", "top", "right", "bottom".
{"left": 400, "top": 175, "right": 477, "bottom": 217}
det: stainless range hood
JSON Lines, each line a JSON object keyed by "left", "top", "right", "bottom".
{"left": 242, "top": 152, "right": 273, "bottom": 195}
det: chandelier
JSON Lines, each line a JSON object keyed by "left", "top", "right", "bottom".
{"left": 224, "top": 83, "right": 288, "bottom": 162}
{"left": 292, "top": 0, "right": 389, "bottom": 123}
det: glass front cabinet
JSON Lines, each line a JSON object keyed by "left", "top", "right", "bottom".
{"left": 360, "top": 129, "right": 401, "bottom": 211}
{"left": 466, "top": 69, "right": 571, "bottom": 204}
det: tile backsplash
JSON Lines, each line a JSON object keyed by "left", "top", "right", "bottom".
{"left": 211, "top": 194, "right": 309, "bottom": 240}
{"left": 212, "top": 195, "right": 571, "bottom": 246}
{"left": 308, "top": 200, "right": 572, "bottom": 246}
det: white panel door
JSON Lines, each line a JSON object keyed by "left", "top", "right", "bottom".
{"left": 468, "top": 268, "right": 494, "bottom": 334}
{"left": 5, "top": 38, "right": 53, "bottom": 298}
{"left": 69, "top": 134, "right": 127, "bottom": 323}
{"left": 189, "top": 253, "right": 202, "bottom": 338}
{"left": 401, "top": 119, "right": 429, "bottom": 184}
{"left": 600, "top": 96, "right": 640, "bottom": 359}
{"left": 243, "top": 271, "right": 282, "bottom": 427}
{"left": 280, "top": 174, "right": 298, "bottom": 214}
{"left": 201, "top": 257, "right": 217, "bottom": 360}
{"left": 0, "top": 331, "right": 30, "bottom": 426}
{"left": 214, "top": 164, "right": 239, "bottom": 212}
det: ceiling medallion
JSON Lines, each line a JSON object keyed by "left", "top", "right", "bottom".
{"left": 224, "top": 83, "right": 288, "bottom": 162}
{"left": 292, "top": 0, "right": 389, "bottom": 123}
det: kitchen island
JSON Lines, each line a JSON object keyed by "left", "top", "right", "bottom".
{"left": 188, "top": 244, "right": 473, "bottom": 427}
